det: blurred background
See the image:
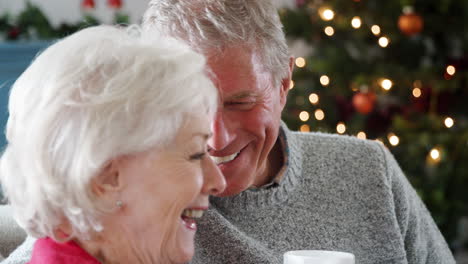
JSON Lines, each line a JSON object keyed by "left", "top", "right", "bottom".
{"left": 279, "top": 0, "right": 468, "bottom": 260}
{"left": 0, "top": 0, "right": 467, "bottom": 260}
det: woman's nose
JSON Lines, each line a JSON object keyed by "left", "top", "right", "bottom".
{"left": 201, "top": 156, "right": 226, "bottom": 196}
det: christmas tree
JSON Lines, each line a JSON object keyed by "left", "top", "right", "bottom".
{"left": 280, "top": 0, "right": 468, "bottom": 252}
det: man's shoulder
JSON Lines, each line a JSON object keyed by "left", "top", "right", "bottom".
{"left": 284, "top": 130, "right": 392, "bottom": 189}
{"left": 287, "top": 130, "right": 385, "bottom": 159}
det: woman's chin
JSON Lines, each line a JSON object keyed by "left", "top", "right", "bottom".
{"left": 170, "top": 220, "right": 197, "bottom": 263}
{"left": 170, "top": 243, "right": 195, "bottom": 264}
{"left": 176, "top": 248, "right": 195, "bottom": 264}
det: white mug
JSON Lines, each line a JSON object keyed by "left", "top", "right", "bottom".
{"left": 284, "top": 250, "right": 355, "bottom": 264}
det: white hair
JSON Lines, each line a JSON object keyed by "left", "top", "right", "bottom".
{"left": 142, "top": 0, "right": 290, "bottom": 86}
{"left": 0, "top": 25, "right": 217, "bottom": 240}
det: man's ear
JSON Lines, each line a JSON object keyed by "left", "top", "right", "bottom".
{"left": 279, "top": 56, "right": 295, "bottom": 108}
{"left": 92, "top": 160, "right": 124, "bottom": 197}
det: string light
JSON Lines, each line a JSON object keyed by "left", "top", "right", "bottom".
{"left": 351, "top": 16, "right": 362, "bottom": 29}
{"left": 320, "top": 75, "right": 330, "bottom": 86}
{"left": 336, "top": 122, "right": 346, "bottom": 134}
{"left": 428, "top": 148, "right": 442, "bottom": 164}
{"left": 324, "top": 26, "right": 335, "bottom": 36}
{"left": 289, "top": 80, "right": 295, "bottom": 90}
{"left": 319, "top": 8, "right": 335, "bottom": 21}
{"left": 446, "top": 65, "right": 456, "bottom": 76}
{"left": 371, "top": 25, "right": 381, "bottom": 35}
{"left": 378, "top": 36, "right": 390, "bottom": 47}
{"left": 314, "top": 109, "right": 325, "bottom": 120}
{"left": 309, "top": 93, "right": 319, "bottom": 105}
{"left": 444, "top": 117, "right": 454, "bottom": 128}
{"left": 412, "top": 87, "right": 422, "bottom": 98}
{"left": 388, "top": 133, "right": 400, "bottom": 146}
{"left": 357, "top": 131, "right": 367, "bottom": 139}
{"left": 295, "top": 57, "right": 306, "bottom": 68}
{"left": 300, "top": 124, "right": 310, "bottom": 132}
{"left": 380, "top": 78, "right": 393, "bottom": 91}
{"left": 299, "top": 111, "right": 310, "bottom": 122}
{"left": 375, "top": 138, "right": 384, "bottom": 145}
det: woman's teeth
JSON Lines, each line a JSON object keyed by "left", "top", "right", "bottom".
{"left": 210, "top": 152, "right": 239, "bottom": 165}
{"left": 182, "top": 209, "right": 204, "bottom": 218}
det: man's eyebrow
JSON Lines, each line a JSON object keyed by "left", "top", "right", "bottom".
{"left": 225, "top": 91, "right": 259, "bottom": 100}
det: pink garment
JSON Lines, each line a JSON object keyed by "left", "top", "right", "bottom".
{"left": 28, "top": 237, "right": 101, "bottom": 264}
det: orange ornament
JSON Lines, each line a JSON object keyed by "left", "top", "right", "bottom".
{"left": 398, "top": 6, "right": 424, "bottom": 36}
{"left": 352, "top": 92, "right": 376, "bottom": 114}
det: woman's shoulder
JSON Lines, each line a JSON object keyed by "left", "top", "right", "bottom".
{"left": 28, "top": 238, "right": 100, "bottom": 264}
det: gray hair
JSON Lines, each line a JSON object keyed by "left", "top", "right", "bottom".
{"left": 0, "top": 25, "right": 217, "bottom": 240}
{"left": 143, "top": 0, "right": 290, "bottom": 87}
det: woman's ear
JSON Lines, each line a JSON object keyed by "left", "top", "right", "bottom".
{"left": 92, "top": 160, "right": 124, "bottom": 197}
{"left": 55, "top": 220, "right": 73, "bottom": 242}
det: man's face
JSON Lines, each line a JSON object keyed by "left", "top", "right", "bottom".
{"left": 208, "top": 47, "right": 291, "bottom": 197}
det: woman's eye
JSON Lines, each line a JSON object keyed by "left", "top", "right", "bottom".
{"left": 189, "top": 152, "right": 206, "bottom": 161}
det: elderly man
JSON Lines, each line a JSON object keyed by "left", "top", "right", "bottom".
{"left": 141, "top": 1, "right": 455, "bottom": 264}
{"left": 2, "top": 0, "right": 455, "bottom": 263}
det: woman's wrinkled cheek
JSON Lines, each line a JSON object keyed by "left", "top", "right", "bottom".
{"left": 155, "top": 201, "right": 187, "bottom": 262}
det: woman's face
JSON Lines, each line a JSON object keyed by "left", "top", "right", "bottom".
{"left": 113, "top": 114, "right": 226, "bottom": 263}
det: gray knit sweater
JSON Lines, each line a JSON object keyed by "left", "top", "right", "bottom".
{"left": 191, "top": 124, "right": 455, "bottom": 264}
{"left": 2, "top": 125, "right": 455, "bottom": 264}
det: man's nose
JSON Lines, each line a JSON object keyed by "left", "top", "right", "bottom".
{"left": 201, "top": 156, "right": 226, "bottom": 196}
{"left": 208, "top": 111, "right": 235, "bottom": 151}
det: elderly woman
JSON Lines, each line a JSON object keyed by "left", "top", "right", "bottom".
{"left": 0, "top": 25, "right": 225, "bottom": 263}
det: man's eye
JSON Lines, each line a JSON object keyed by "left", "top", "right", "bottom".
{"left": 190, "top": 152, "right": 206, "bottom": 160}
{"left": 226, "top": 102, "right": 251, "bottom": 105}
{"left": 225, "top": 101, "right": 255, "bottom": 110}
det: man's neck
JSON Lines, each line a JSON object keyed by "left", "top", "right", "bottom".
{"left": 253, "top": 138, "right": 284, "bottom": 188}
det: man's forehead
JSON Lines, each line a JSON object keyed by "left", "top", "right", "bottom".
{"left": 206, "top": 51, "right": 260, "bottom": 81}
{"left": 204, "top": 46, "right": 273, "bottom": 100}
{"left": 207, "top": 60, "right": 256, "bottom": 91}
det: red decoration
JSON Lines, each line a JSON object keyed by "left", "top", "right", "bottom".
{"left": 444, "top": 72, "right": 453, "bottom": 80}
{"left": 82, "top": 0, "right": 95, "bottom": 9}
{"left": 7, "top": 27, "right": 21, "bottom": 40}
{"left": 398, "top": 6, "right": 424, "bottom": 36}
{"left": 352, "top": 92, "right": 376, "bottom": 114}
{"left": 108, "top": 0, "right": 123, "bottom": 9}
{"left": 296, "top": 0, "right": 306, "bottom": 6}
